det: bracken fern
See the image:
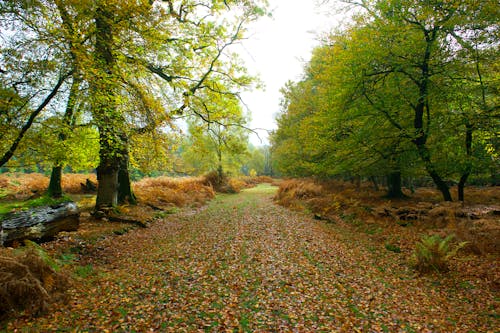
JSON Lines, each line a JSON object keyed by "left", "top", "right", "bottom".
{"left": 413, "top": 234, "right": 468, "bottom": 273}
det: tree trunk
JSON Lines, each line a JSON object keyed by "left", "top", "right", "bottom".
{"left": 96, "top": 163, "right": 119, "bottom": 210}
{"left": 386, "top": 171, "right": 405, "bottom": 198}
{"left": 47, "top": 165, "right": 63, "bottom": 198}
{"left": 47, "top": 77, "right": 81, "bottom": 199}
{"left": 217, "top": 147, "right": 224, "bottom": 184}
{"left": 410, "top": 30, "right": 452, "bottom": 202}
{"left": 370, "top": 176, "right": 379, "bottom": 191}
{"left": 117, "top": 140, "right": 136, "bottom": 205}
{"left": 416, "top": 145, "right": 452, "bottom": 201}
{"left": 93, "top": 4, "right": 122, "bottom": 211}
{"left": 355, "top": 175, "right": 361, "bottom": 190}
{"left": 458, "top": 173, "right": 469, "bottom": 202}
{"left": 458, "top": 122, "right": 473, "bottom": 201}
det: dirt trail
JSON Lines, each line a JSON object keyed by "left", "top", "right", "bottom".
{"left": 7, "top": 184, "right": 498, "bottom": 332}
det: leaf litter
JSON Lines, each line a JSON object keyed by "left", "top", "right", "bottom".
{"left": 5, "top": 184, "right": 498, "bottom": 332}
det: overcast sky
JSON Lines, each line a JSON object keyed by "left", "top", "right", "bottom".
{"left": 237, "top": 0, "right": 337, "bottom": 145}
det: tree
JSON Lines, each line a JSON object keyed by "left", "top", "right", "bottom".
{"left": 341, "top": 0, "right": 499, "bottom": 200}
{"left": 0, "top": 0, "right": 74, "bottom": 169}
{"left": 182, "top": 91, "right": 250, "bottom": 179}
{"left": 1, "top": 0, "right": 267, "bottom": 211}
{"left": 243, "top": 144, "right": 273, "bottom": 176}
{"left": 272, "top": 0, "right": 498, "bottom": 201}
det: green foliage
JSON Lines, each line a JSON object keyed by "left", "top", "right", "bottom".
{"left": 1, "top": 0, "right": 269, "bottom": 209}
{"left": 413, "top": 234, "right": 469, "bottom": 273}
{"left": 74, "top": 264, "right": 95, "bottom": 279}
{"left": 385, "top": 243, "right": 401, "bottom": 253}
{"left": 0, "top": 195, "right": 72, "bottom": 217}
{"left": 180, "top": 92, "right": 250, "bottom": 176}
{"left": 23, "top": 240, "right": 61, "bottom": 272}
{"left": 58, "top": 253, "right": 77, "bottom": 266}
{"left": 26, "top": 195, "right": 72, "bottom": 209}
{"left": 271, "top": 0, "right": 499, "bottom": 198}
{"left": 242, "top": 144, "right": 273, "bottom": 176}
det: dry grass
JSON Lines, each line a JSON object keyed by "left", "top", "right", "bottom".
{"left": 0, "top": 173, "right": 97, "bottom": 200}
{"left": 237, "top": 175, "right": 275, "bottom": 187}
{"left": 225, "top": 175, "right": 276, "bottom": 193}
{"left": 134, "top": 176, "right": 215, "bottom": 208}
{"left": 227, "top": 178, "right": 247, "bottom": 193}
{"left": 275, "top": 179, "right": 324, "bottom": 209}
{"left": 62, "top": 174, "right": 97, "bottom": 194}
{"left": 0, "top": 173, "right": 49, "bottom": 200}
{"left": 199, "top": 172, "right": 276, "bottom": 194}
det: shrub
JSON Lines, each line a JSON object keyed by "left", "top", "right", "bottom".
{"left": 275, "top": 179, "right": 323, "bottom": 202}
{"left": 201, "top": 171, "right": 245, "bottom": 193}
{"left": 202, "top": 171, "right": 223, "bottom": 188}
{"left": 413, "top": 234, "right": 468, "bottom": 273}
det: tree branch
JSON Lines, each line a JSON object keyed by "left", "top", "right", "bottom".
{"left": 0, "top": 71, "right": 72, "bottom": 167}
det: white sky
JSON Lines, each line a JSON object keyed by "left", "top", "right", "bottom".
{"left": 238, "top": 0, "right": 338, "bottom": 145}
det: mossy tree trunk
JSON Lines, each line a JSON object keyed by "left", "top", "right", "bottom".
{"left": 117, "top": 137, "right": 136, "bottom": 205}
{"left": 93, "top": 3, "right": 123, "bottom": 211}
{"left": 47, "top": 166, "right": 63, "bottom": 198}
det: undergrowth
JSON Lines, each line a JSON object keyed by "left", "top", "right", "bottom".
{"left": 134, "top": 176, "right": 215, "bottom": 208}
{"left": 413, "top": 234, "right": 468, "bottom": 273}
{"left": 0, "top": 241, "right": 69, "bottom": 320}
{"left": 275, "top": 178, "right": 500, "bottom": 277}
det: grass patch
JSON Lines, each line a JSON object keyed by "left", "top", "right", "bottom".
{"left": 385, "top": 243, "right": 402, "bottom": 253}
{"left": 154, "top": 207, "right": 179, "bottom": 218}
{"left": 74, "top": 264, "right": 95, "bottom": 279}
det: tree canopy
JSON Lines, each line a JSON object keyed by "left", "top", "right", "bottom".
{"left": 1, "top": 0, "right": 268, "bottom": 209}
{"left": 271, "top": 0, "right": 499, "bottom": 200}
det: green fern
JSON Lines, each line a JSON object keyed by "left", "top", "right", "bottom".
{"left": 413, "top": 234, "right": 468, "bottom": 273}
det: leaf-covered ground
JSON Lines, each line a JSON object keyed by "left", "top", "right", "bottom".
{"left": 5, "top": 184, "right": 498, "bottom": 332}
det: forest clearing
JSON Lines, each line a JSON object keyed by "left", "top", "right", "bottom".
{"left": 1, "top": 175, "right": 499, "bottom": 332}
{"left": 1, "top": 0, "right": 499, "bottom": 331}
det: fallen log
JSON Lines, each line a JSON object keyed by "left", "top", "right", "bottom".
{"left": 1, "top": 202, "right": 79, "bottom": 246}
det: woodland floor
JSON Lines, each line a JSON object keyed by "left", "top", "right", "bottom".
{"left": 4, "top": 184, "right": 499, "bottom": 332}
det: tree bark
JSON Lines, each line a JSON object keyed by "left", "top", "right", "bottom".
{"left": 92, "top": 4, "right": 122, "bottom": 211}
{"left": 416, "top": 144, "right": 452, "bottom": 201}
{"left": 47, "top": 77, "right": 81, "bottom": 198}
{"left": 370, "top": 176, "right": 379, "bottom": 191}
{"left": 96, "top": 163, "right": 119, "bottom": 209}
{"left": 410, "top": 30, "right": 452, "bottom": 202}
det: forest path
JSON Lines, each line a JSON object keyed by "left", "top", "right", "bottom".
{"left": 8, "top": 184, "right": 497, "bottom": 332}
